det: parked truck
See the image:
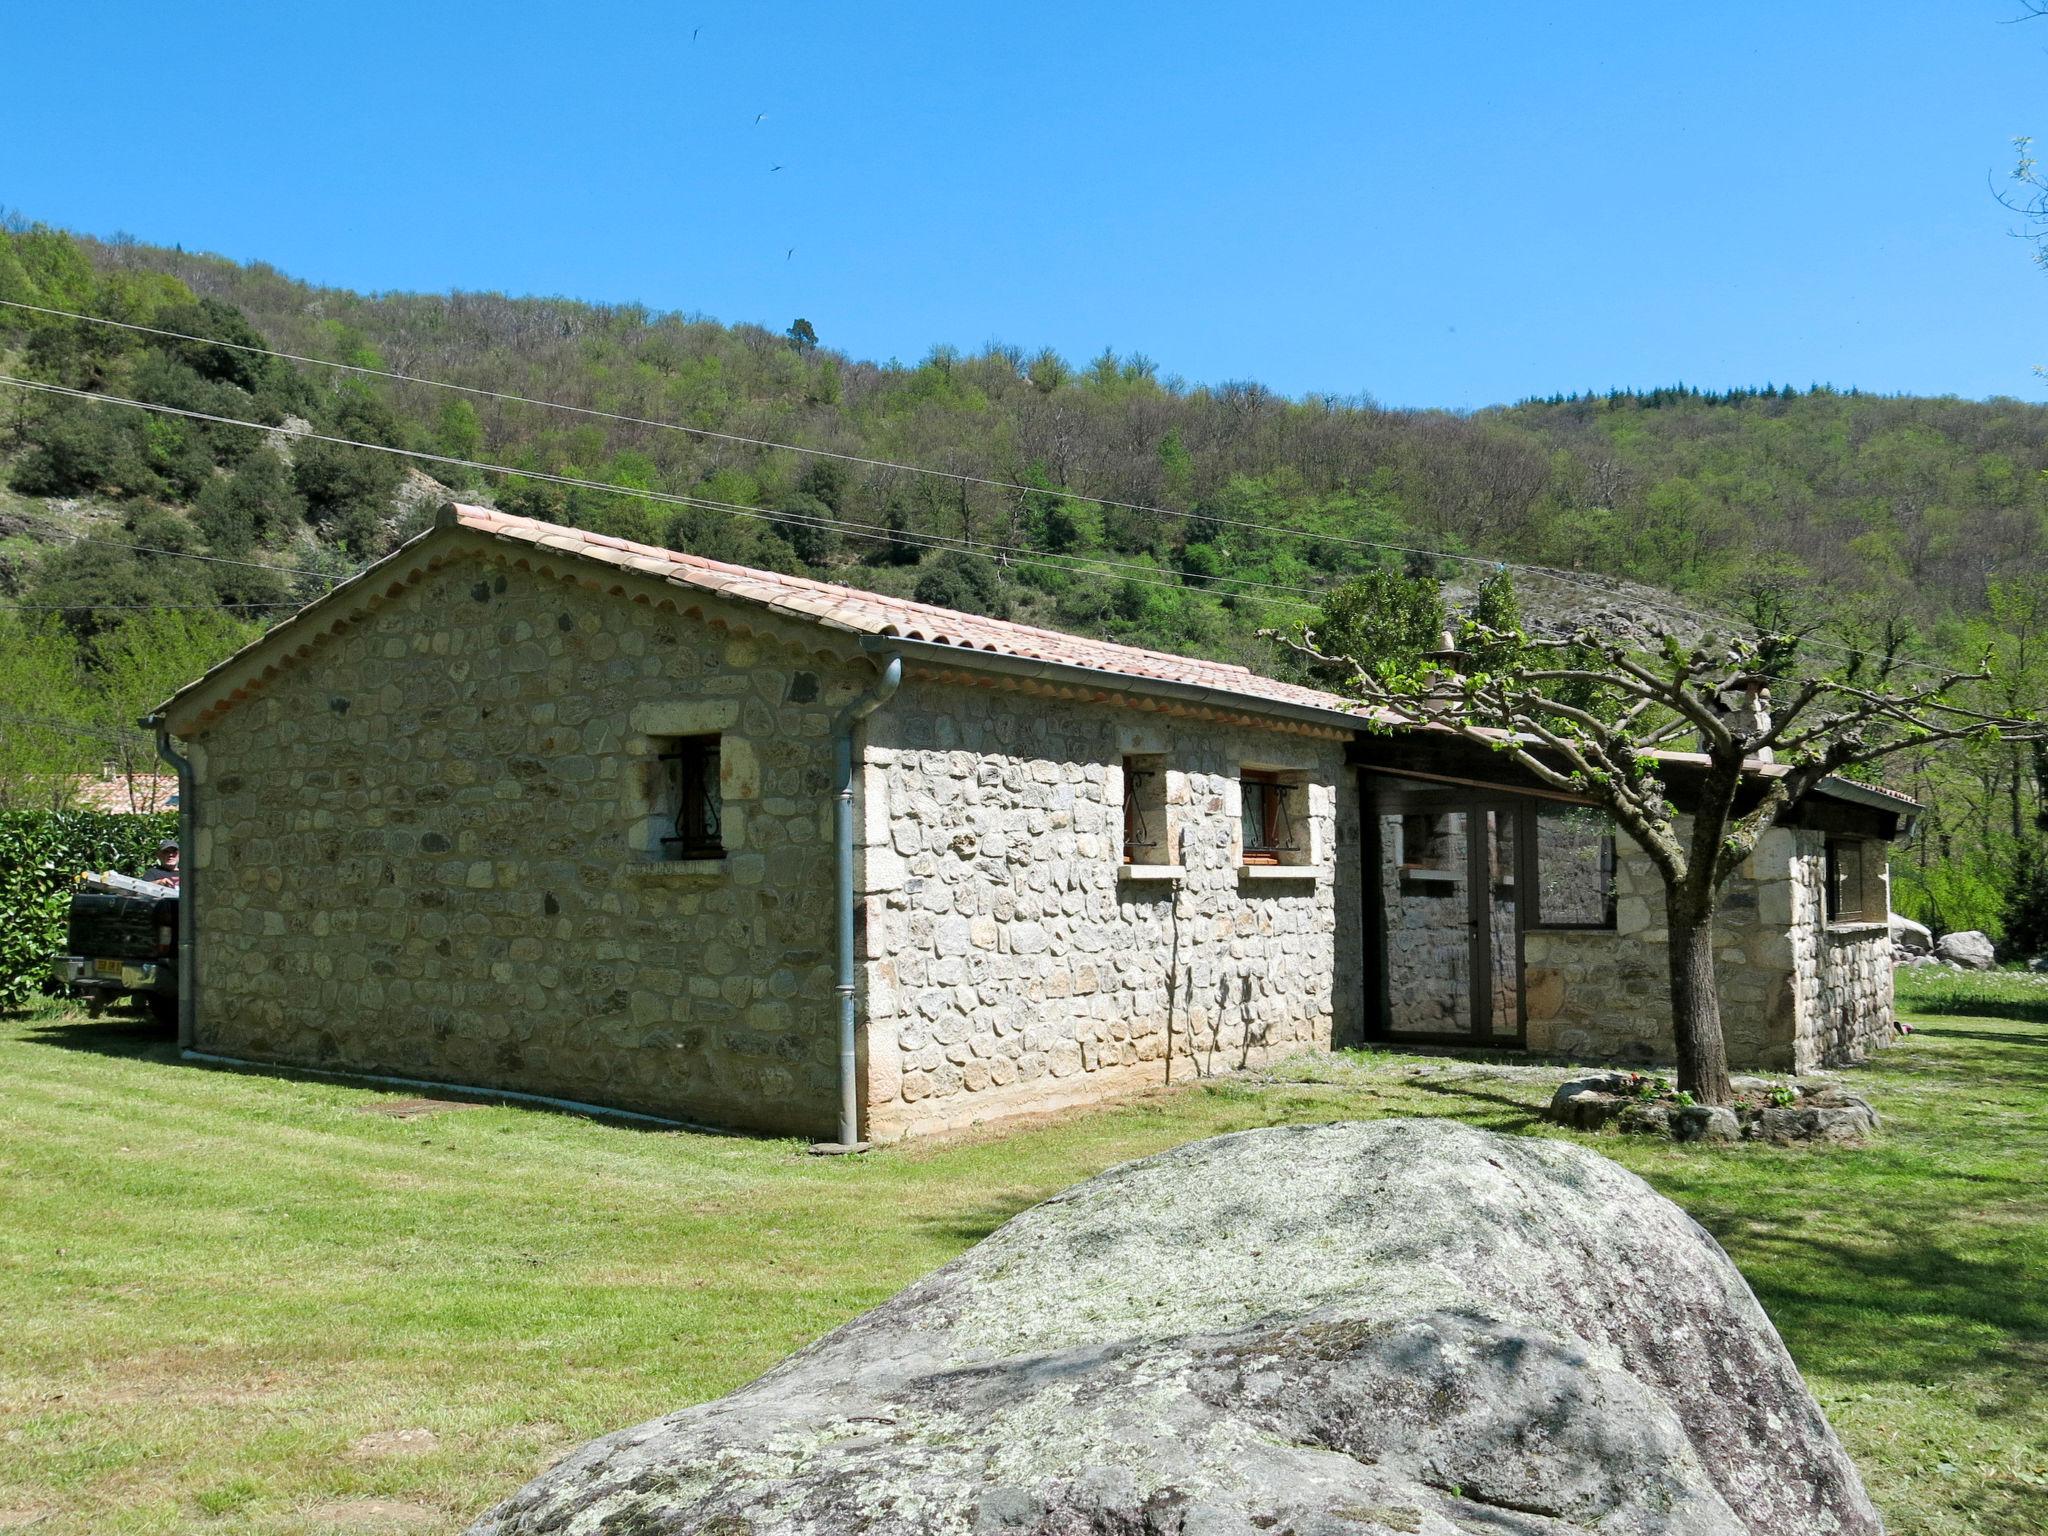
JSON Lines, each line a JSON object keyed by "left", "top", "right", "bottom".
{"left": 51, "top": 870, "right": 178, "bottom": 1026}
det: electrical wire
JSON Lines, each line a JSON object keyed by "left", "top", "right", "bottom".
{"left": 0, "top": 709, "right": 141, "bottom": 742}
{"left": 0, "top": 601, "right": 302, "bottom": 611}
{"left": 0, "top": 300, "right": 1977, "bottom": 673}
{"left": 0, "top": 375, "right": 1325, "bottom": 611}
{"left": 0, "top": 294, "right": 1649, "bottom": 579}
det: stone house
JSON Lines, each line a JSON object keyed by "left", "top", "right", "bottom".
{"left": 149, "top": 505, "right": 1914, "bottom": 1142}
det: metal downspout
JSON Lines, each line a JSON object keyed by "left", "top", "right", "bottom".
{"left": 821, "top": 652, "right": 903, "bottom": 1152}
{"left": 145, "top": 716, "right": 195, "bottom": 1053}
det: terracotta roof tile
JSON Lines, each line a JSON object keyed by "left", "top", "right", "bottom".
{"left": 448, "top": 504, "right": 1365, "bottom": 723}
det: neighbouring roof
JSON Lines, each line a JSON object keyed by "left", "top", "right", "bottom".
{"left": 157, "top": 503, "right": 1373, "bottom": 733}
{"left": 67, "top": 772, "right": 179, "bottom": 814}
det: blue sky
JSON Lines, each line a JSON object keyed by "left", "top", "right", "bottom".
{"left": 5, "top": 1, "right": 2046, "bottom": 408}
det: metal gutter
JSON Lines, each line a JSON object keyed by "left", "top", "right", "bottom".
{"left": 145, "top": 716, "right": 195, "bottom": 1052}
{"left": 859, "top": 634, "right": 1374, "bottom": 736}
{"left": 819, "top": 650, "right": 904, "bottom": 1153}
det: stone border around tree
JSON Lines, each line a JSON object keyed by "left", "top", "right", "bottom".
{"left": 1546, "top": 1071, "right": 1880, "bottom": 1145}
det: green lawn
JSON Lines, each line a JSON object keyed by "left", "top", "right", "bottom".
{"left": 1, "top": 979, "right": 2043, "bottom": 1536}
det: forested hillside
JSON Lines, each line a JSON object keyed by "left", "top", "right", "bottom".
{"left": 5, "top": 217, "right": 2048, "bottom": 934}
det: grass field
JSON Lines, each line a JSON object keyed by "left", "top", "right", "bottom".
{"left": 1, "top": 975, "right": 2043, "bottom": 1535}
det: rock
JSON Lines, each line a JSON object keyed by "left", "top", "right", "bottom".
{"left": 1617, "top": 1100, "right": 1674, "bottom": 1134}
{"left": 467, "top": 1121, "right": 1881, "bottom": 1536}
{"left": 1888, "top": 913, "right": 1933, "bottom": 955}
{"left": 1934, "top": 929, "right": 1996, "bottom": 970}
{"left": 1755, "top": 1096, "right": 1881, "bottom": 1145}
{"left": 1673, "top": 1104, "right": 1742, "bottom": 1142}
{"left": 1548, "top": 1071, "right": 1634, "bottom": 1130}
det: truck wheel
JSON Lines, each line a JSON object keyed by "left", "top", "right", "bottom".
{"left": 142, "top": 994, "right": 177, "bottom": 1029}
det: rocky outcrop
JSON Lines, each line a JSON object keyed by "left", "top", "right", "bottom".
{"left": 1934, "top": 930, "right": 1996, "bottom": 970}
{"left": 468, "top": 1120, "right": 1881, "bottom": 1536}
{"left": 1549, "top": 1072, "right": 1881, "bottom": 1144}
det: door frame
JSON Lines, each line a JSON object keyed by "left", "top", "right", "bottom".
{"left": 1360, "top": 772, "right": 1528, "bottom": 1049}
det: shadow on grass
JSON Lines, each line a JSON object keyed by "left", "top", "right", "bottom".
{"left": 1739, "top": 1209, "right": 2048, "bottom": 1369}
{"left": 1897, "top": 983, "right": 2048, "bottom": 1027}
{"left": 1913, "top": 1022, "right": 2048, "bottom": 1049}
{"left": 918, "top": 1200, "right": 1042, "bottom": 1247}
{"left": 13, "top": 1011, "right": 744, "bottom": 1139}
{"left": 17, "top": 1011, "right": 176, "bottom": 1061}
{"left": 1401, "top": 1076, "right": 1546, "bottom": 1129}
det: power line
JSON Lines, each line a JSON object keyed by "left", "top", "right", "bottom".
{"left": 0, "top": 375, "right": 1323, "bottom": 611}
{"left": 0, "top": 709, "right": 140, "bottom": 742}
{"left": 0, "top": 601, "right": 301, "bottom": 612}
{"left": 1, "top": 374, "right": 1969, "bottom": 672}
{"left": 92, "top": 540, "right": 343, "bottom": 581}
{"left": 0, "top": 294, "right": 1616, "bottom": 579}
{"left": 3, "top": 375, "right": 1321, "bottom": 602}
{"left": 0, "top": 305, "right": 1971, "bottom": 673}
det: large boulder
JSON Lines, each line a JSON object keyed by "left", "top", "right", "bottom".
{"left": 469, "top": 1121, "right": 1880, "bottom": 1536}
{"left": 1934, "top": 929, "right": 1996, "bottom": 970}
{"left": 1887, "top": 913, "right": 1933, "bottom": 955}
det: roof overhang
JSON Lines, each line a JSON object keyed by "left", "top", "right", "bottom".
{"left": 862, "top": 635, "right": 1377, "bottom": 739}
{"left": 1350, "top": 729, "right": 1920, "bottom": 839}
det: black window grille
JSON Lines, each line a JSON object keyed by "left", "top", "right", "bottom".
{"left": 659, "top": 736, "right": 723, "bottom": 858}
{"left": 1122, "top": 762, "right": 1158, "bottom": 863}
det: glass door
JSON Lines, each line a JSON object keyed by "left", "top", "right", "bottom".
{"left": 1371, "top": 784, "right": 1526, "bottom": 1045}
{"left": 1483, "top": 808, "right": 1520, "bottom": 1039}
{"left": 1379, "top": 805, "right": 1474, "bottom": 1035}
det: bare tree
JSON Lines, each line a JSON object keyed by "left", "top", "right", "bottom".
{"left": 1270, "top": 618, "right": 2044, "bottom": 1105}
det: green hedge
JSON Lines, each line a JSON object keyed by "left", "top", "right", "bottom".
{"left": 0, "top": 810, "right": 178, "bottom": 1009}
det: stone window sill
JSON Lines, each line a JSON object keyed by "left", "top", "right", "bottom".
{"left": 625, "top": 857, "right": 728, "bottom": 879}
{"left": 1118, "top": 864, "right": 1185, "bottom": 884}
{"left": 1824, "top": 920, "right": 1889, "bottom": 936}
{"left": 1238, "top": 864, "right": 1319, "bottom": 883}
{"left": 1397, "top": 865, "right": 1459, "bottom": 884}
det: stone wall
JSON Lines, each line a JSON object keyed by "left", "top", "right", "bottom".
{"left": 1522, "top": 823, "right": 1894, "bottom": 1072}
{"left": 1792, "top": 831, "right": 1897, "bottom": 1067}
{"left": 859, "top": 674, "right": 1360, "bottom": 1139}
{"left": 183, "top": 545, "right": 866, "bottom": 1136}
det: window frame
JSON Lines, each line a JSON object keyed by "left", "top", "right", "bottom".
{"left": 1824, "top": 834, "right": 1884, "bottom": 925}
{"left": 1120, "top": 754, "right": 1170, "bottom": 866}
{"left": 1240, "top": 769, "right": 1312, "bottom": 868}
{"left": 1524, "top": 803, "right": 1618, "bottom": 932}
{"left": 1240, "top": 770, "right": 1281, "bottom": 865}
{"left": 657, "top": 734, "right": 724, "bottom": 861}
{"left": 1397, "top": 811, "right": 1457, "bottom": 879}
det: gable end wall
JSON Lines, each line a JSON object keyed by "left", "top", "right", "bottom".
{"left": 185, "top": 551, "right": 867, "bottom": 1135}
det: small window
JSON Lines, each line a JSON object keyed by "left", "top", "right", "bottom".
{"left": 1241, "top": 771, "right": 1308, "bottom": 866}
{"left": 657, "top": 736, "right": 723, "bottom": 859}
{"left": 1121, "top": 755, "right": 1170, "bottom": 865}
{"left": 1531, "top": 804, "right": 1615, "bottom": 929}
{"left": 1399, "top": 812, "right": 1454, "bottom": 873}
{"left": 1825, "top": 836, "right": 1884, "bottom": 924}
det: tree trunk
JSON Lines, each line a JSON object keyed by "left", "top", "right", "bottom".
{"left": 1665, "top": 891, "right": 1734, "bottom": 1106}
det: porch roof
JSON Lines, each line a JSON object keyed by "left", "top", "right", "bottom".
{"left": 1350, "top": 731, "right": 1920, "bottom": 838}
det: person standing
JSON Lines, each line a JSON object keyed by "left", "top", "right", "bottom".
{"left": 143, "top": 839, "right": 180, "bottom": 888}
